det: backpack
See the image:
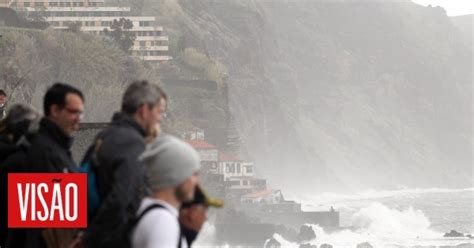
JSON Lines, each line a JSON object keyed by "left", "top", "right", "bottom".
{"left": 82, "top": 126, "right": 149, "bottom": 248}
{"left": 131, "top": 203, "right": 183, "bottom": 248}
{"left": 77, "top": 138, "right": 102, "bottom": 220}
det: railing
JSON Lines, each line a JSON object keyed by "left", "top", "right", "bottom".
{"left": 78, "top": 122, "right": 109, "bottom": 130}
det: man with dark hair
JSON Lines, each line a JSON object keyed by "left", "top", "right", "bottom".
{"left": 5, "top": 83, "right": 84, "bottom": 248}
{"left": 28, "top": 82, "right": 84, "bottom": 172}
{"left": 84, "top": 80, "right": 167, "bottom": 248}
{"left": 0, "top": 89, "right": 7, "bottom": 119}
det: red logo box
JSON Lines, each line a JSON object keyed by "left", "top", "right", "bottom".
{"left": 8, "top": 173, "right": 87, "bottom": 228}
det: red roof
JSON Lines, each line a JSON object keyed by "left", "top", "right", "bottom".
{"left": 185, "top": 139, "right": 217, "bottom": 149}
{"left": 219, "top": 152, "right": 242, "bottom": 162}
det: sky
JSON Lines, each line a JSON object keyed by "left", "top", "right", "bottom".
{"left": 411, "top": 0, "right": 474, "bottom": 16}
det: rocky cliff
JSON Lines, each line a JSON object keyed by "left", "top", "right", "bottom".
{"left": 140, "top": 0, "right": 472, "bottom": 192}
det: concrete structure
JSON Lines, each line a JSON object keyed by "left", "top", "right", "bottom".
{"left": 9, "top": 0, "right": 171, "bottom": 63}
{"left": 241, "top": 189, "right": 340, "bottom": 229}
{"left": 0, "top": 0, "right": 11, "bottom": 7}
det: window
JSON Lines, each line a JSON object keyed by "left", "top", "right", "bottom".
{"left": 35, "top": 2, "right": 44, "bottom": 7}
{"left": 237, "top": 164, "right": 241, "bottom": 173}
{"left": 139, "top": 41, "right": 146, "bottom": 47}
{"left": 78, "top": 2, "right": 84, "bottom": 7}
{"left": 139, "top": 21, "right": 150, "bottom": 27}
{"left": 246, "top": 166, "right": 253, "bottom": 174}
{"left": 23, "top": 2, "right": 30, "bottom": 7}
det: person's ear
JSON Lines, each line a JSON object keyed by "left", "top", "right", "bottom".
{"left": 137, "top": 104, "right": 146, "bottom": 119}
{"left": 50, "top": 105, "right": 61, "bottom": 118}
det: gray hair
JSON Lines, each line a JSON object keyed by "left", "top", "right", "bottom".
{"left": 121, "top": 80, "right": 167, "bottom": 115}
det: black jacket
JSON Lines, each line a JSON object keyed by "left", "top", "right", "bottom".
{"left": 25, "top": 118, "right": 76, "bottom": 172}
{"left": 0, "top": 134, "right": 17, "bottom": 165}
{"left": 0, "top": 134, "right": 17, "bottom": 247}
{"left": 0, "top": 136, "right": 33, "bottom": 247}
{"left": 84, "top": 112, "right": 150, "bottom": 248}
{"left": 4, "top": 118, "right": 76, "bottom": 248}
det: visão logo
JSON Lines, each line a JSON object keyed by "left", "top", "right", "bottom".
{"left": 8, "top": 173, "right": 87, "bottom": 228}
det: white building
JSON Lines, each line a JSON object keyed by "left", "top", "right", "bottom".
{"left": 0, "top": 0, "right": 11, "bottom": 7}
{"left": 10, "top": 0, "right": 171, "bottom": 63}
{"left": 184, "top": 129, "right": 267, "bottom": 194}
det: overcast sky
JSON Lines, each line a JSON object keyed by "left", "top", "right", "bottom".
{"left": 412, "top": 0, "right": 474, "bottom": 16}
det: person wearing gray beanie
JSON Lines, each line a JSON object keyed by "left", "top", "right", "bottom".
{"left": 139, "top": 135, "right": 201, "bottom": 192}
{"left": 132, "top": 135, "right": 201, "bottom": 248}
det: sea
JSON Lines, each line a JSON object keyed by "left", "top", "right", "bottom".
{"left": 195, "top": 188, "right": 474, "bottom": 248}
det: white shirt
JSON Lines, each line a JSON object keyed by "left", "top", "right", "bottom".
{"left": 132, "top": 197, "right": 188, "bottom": 248}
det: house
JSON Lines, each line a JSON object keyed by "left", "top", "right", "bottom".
{"left": 184, "top": 129, "right": 267, "bottom": 196}
{"left": 186, "top": 139, "right": 219, "bottom": 174}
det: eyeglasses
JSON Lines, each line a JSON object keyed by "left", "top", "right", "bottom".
{"left": 63, "top": 107, "right": 84, "bottom": 119}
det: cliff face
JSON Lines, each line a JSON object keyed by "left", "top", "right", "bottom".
{"left": 450, "top": 14, "right": 473, "bottom": 48}
{"left": 146, "top": 0, "right": 472, "bottom": 192}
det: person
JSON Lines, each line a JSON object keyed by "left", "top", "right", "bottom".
{"left": 132, "top": 135, "right": 200, "bottom": 248}
{"left": 179, "top": 185, "right": 224, "bottom": 246}
{"left": 26, "top": 83, "right": 84, "bottom": 173}
{"left": 0, "top": 104, "right": 41, "bottom": 169}
{"left": 0, "top": 89, "right": 7, "bottom": 119}
{"left": 0, "top": 104, "right": 40, "bottom": 247}
{"left": 5, "top": 83, "right": 84, "bottom": 248}
{"left": 84, "top": 80, "right": 167, "bottom": 247}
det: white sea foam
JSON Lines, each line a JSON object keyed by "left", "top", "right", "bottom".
{"left": 269, "top": 202, "right": 473, "bottom": 247}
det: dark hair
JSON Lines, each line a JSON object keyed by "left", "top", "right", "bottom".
{"left": 43, "top": 83, "right": 84, "bottom": 116}
{"left": 0, "top": 89, "right": 6, "bottom": 97}
{"left": 121, "top": 80, "right": 167, "bottom": 115}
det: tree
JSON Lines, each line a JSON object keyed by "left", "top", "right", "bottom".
{"left": 28, "top": 7, "right": 47, "bottom": 22}
{"left": 103, "top": 18, "right": 136, "bottom": 53}
{"left": 66, "top": 21, "right": 82, "bottom": 33}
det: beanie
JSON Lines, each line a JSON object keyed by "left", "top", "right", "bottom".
{"left": 139, "top": 135, "right": 201, "bottom": 191}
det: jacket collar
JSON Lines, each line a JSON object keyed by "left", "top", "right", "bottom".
{"left": 111, "top": 112, "right": 147, "bottom": 137}
{"left": 39, "top": 118, "right": 73, "bottom": 149}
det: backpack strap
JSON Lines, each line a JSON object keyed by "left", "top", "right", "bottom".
{"left": 133, "top": 203, "right": 183, "bottom": 248}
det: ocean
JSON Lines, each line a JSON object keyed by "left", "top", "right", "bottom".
{"left": 195, "top": 188, "right": 474, "bottom": 247}
{"left": 280, "top": 188, "right": 474, "bottom": 247}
